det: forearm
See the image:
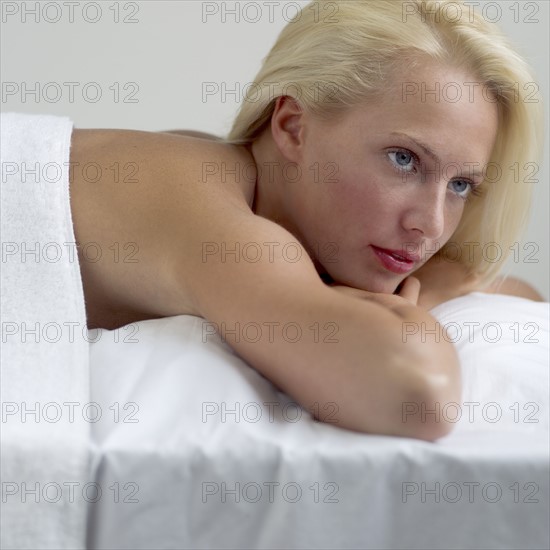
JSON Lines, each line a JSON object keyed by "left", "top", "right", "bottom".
{"left": 186, "top": 212, "right": 460, "bottom": 440}
{"left": 202, "top": 284, "right": 460, "bottom": 441}
{"left": 317, "top": 291, "right": 461, "bottom": 439}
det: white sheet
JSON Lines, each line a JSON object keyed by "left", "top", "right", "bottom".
{"left": 88, "top": 292, "right": 549, "bottom": 549}
{"left": 1, "top": 112, "right": 90, "bottom": 549}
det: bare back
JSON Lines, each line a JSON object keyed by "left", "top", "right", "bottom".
{"left": 69, "top": 129, "right": 256, "bottom": 329}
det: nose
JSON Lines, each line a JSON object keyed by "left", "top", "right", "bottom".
{"left": 400, "top": 184, "right": 446, "bottom": 240}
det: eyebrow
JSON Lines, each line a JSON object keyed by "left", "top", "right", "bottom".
{"left": 389, "top": 132, "right": 485, "bottom": 179}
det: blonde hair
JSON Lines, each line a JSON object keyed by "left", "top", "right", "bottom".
{"left": 226, "top": 0, "right": 544, "bottom": 287}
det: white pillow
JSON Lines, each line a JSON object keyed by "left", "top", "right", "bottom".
{"left": 429, "top": 292, "right": 549, "bottom": 434}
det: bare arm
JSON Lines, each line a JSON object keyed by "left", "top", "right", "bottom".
{"left": 412, "top": 258, "right": 546, "bottom": 309}
{"left": 179, "top": 206, "right": 461, "bottom": 441}
{"left": 482, "top": 275, "right": 545, "bottom": 301}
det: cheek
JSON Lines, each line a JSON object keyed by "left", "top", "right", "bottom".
{"left": 444, "top": 203, "right": 466, "bottom": 237}
{"left": 327, "top": 172, "right": 397, "bottom": 216}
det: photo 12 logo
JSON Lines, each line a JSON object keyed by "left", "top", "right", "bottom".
{"left": 2, "top": 401, "right": 140, "bottom": 424}
{"left": 2, "top": 81, "right": 139, "bottom": 104}
{"left": 401, "top": 401, "right": 540, "bottom": 425}
{"left": 402, "top": 481, "right": 539, "bottom": 504}
{"left": 2, "top": 481, "right": 139, "bottom": 504}
{"left": 201, "top": 2, "right": 340, "bottom": 24}
{"left": 201, "top": 481, "right": 339, "bottom": 504}
{"left": 1, "top": 2, "right": 140, "bottom": 24}
{"left": 401, "top": 2, "right": 540, "bottom": 24}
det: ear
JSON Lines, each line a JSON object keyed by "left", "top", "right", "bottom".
{"left": 270, "top": 96, "right": 305, "bottom": 163}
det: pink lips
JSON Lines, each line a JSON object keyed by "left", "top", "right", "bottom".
{"left": 370, "top": 246, "right": 418, "bottom": 274}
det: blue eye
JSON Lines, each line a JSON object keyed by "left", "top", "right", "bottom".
{"left": 387, "top": 147, "right": 482, "bottom": 201}
{"left": 394, "top": 151, "right": 412, "bottom": 166}
{"left": 388, "top": 149, "right": 417, "bottom": 172}
{"left": 449, "top": 179, "right": 481, "bottom": 201}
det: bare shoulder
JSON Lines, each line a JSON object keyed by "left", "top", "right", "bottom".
{"left": 69, "top": 128, "right": 257, "bottom": 328}
{"left": 414, "top": 258, "right": 545, "bottom": 309}
{"left": 481, "top": 275, "right": 545, "bottom": 301}
{"left": 161, "top": 129, "right": 223, "bottom": 141}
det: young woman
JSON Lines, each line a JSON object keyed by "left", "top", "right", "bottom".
{"left": 67, "top": 0, "right": 543, "bottom": 440}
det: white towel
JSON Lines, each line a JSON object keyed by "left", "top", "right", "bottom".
{"left": 1, "top": 113, "right": 90, "bottom": 549}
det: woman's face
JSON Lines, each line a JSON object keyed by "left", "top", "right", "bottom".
{"left": 276, "top": 62, "right": 499, "bottom": 293}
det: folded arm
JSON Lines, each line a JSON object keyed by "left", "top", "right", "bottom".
{"left": 177, "top": 204, "right": 461, "bottom": 441}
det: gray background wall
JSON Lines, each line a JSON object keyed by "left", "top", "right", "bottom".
{"left": 2, "top": 0, "right": 548, "bottom": 298}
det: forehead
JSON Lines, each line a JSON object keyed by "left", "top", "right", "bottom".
{"left": 385, "top": 59, "right": 497, "bottom": 109}
{"left": 342, "top": 61, "right": 499, "bottom": 164}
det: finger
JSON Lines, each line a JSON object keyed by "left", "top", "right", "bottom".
{"left": 397, "top": 276, "right": 420, "bottom": 304}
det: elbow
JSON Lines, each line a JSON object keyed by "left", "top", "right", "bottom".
{"left": 331, "top": 342, "right": 462, "bottom": 442}
{"left": 400, "top": 381, "right": 460, "bottom": 442}
{"left": 398, "top": 343, "right": 463, "bottom": 442}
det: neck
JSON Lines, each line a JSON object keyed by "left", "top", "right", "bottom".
{"left": 249, "top": 131, "right": 287, "bottom": 226}
{"left": 248, "top": 132, "right": 330, "bottom": 281}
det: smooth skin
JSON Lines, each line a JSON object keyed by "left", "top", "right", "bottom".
{"left": 68, "top": 61, "right": 543, "bottom": 441}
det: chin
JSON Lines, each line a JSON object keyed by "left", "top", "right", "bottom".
{"left": 318, "top": 263, "right": 403, "bottom": 294}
